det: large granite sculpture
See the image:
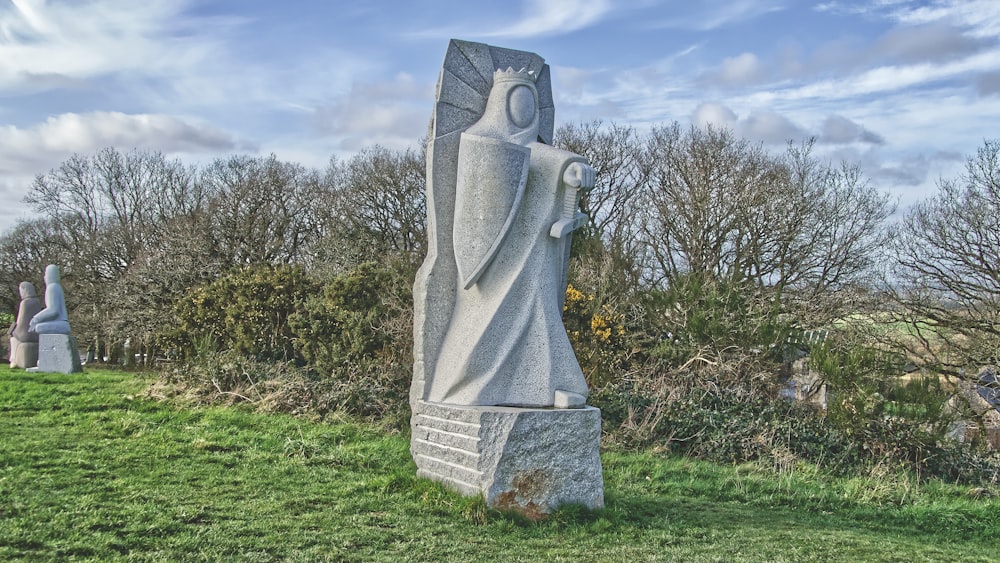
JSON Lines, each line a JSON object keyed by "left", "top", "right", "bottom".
{"left": 28, "top": 265, "right": 81, "bottom": 374}
{"left": 411, "top": 40, "right": 604, "bottom": 515}
{"left": 8, "top": 282, "right": 42, "bottom": 369}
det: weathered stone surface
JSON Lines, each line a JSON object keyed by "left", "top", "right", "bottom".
{"left": 9, "top": 282, "right": 41, "bottom": 343}
{"left": 412, "top": 400, "right": 604, "bottom": 515}
{"left": 411, "top": 40, "right": 604, "bottom": 514}
{"left": 418, "top": 45, "right": 593, "bottom": 408}
{"left": 411, "top": 40, "right": 562, "bottom": 410}
{"left": 9, "top": 281, "right": 42, "bottom": 369}
{"left": 9, "top": 340, "right": 38, "bottom": 370}
{"left": 32, "top": 334, "right": 82, "bottom": 374}
{"left": 553, "top": 389, "right": 586, "bottom": 409}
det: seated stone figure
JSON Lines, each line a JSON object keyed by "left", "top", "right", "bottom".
{"left": 8, "top": 281, "right": 42, "bottom": 368}
{"left": 29, "top": 265, "right": 71, "bottom": 335}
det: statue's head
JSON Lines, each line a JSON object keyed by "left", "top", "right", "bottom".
{"left": 466, "top": 67, "right": 540, "bottom": 146}
{"left": 18, "top": 281, "right": 36, "bottom": 299}
{"left": 44, "top": 264, "right": 60, "bottom": 285}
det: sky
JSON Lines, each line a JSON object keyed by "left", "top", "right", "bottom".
{"left": 2, "top": 0, "right": 999, "bottom": 234}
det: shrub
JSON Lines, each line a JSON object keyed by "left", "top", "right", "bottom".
{"left": 641, "top": 275, "right": 789, "bottom": 370}
{"left": 166, "top": 264, "right": 317, "bottom": 362}
{"left": 597, "top": 370, "right": 839, "bottom": 467}
{"left": 596, "top": 351, "right": 1000, "bottom": 484}
{"left": 155, "top": 348, "right": 410, "bottom": 428}
{"left": 289, "top": 261, "right": 413, "bottom": 374}
{"left": 563, "top": 283, "right": 631, "bottom": 387}
{"left": 289, "top": 261, "right": 414, "bottom": 422}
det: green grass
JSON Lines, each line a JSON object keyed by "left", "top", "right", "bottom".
{"left": 1, "top": 366, "right": 998, "bottom": 561}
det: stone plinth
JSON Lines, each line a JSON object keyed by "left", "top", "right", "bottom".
{"left": 32, "top": 334, "right": 82, "bottom": 374}
{"left": 411, "top": 400, "right": 604, "bottom": 517}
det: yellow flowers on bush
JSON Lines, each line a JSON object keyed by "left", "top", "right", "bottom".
{"left": 563, "top": 283, "right": 629, "bottom": 386}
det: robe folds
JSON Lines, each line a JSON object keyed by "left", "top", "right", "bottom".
{"left": 426, "top": 133, "right": 588, "bottom": 407}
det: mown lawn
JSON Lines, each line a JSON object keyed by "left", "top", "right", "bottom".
{"left": 1, "top": 366, "right": 997, "bottom": 561}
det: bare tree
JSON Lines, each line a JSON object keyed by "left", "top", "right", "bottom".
{"left": 27, "top": 148, "right": 201, "bottom": 278}
{"left": 775, "top": 142, "right": 895, "bottom": 323}
{"left": 0, "top": 218, "right": 68, "bottom": 315}
{"left": 200, "top": 154, "right": 322, "bottom": 266}
{"left": 313, "top": 146, "right": 426, "bottom": 272}
{"left": 890, "top": 139, "right": 1000, "bottom": 374}
{"left": 22, "top": 148, "right": 209, "bottom": 359}
{"left": 639, "top": 123, "right": 786, "bottom": 288}
{"left": 343, "top": 145, "right": 426, "bottom": 256}
{"left": 634, "top": 125, "right": 892, "bottom": 326}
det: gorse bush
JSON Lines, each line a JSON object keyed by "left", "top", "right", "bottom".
{"left": 157, "top": 260, "right": 415, "bottom": 428}
{"left": 167, "top": 261, "right": 413, "bottom": 368}
{"left": 640, "top": 274, "right": 790, "bottom": 377}
{"left": 563, "top": 283, "right": 631, "bottom": 387}
{"left": 289, "top": 261, "right": 412, "bottom": 374}
{"left": 167, "top": 264, "right": 316, "bottom": 362}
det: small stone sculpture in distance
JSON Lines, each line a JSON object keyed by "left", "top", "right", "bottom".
{"left": 29, "top": 264, "right": 71, "bottom": 335}
{"left": 8, "top": 281, "right": 42, "bottom": 368}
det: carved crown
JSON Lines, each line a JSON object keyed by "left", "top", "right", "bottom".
{"left": 493, "top": 67, "right": 537, "bottom": 84}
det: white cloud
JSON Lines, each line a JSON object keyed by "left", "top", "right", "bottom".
{"left": 745, "top": 49, "right": 1000, "bottom": 104}
{"left": 758, "top": 3, "right": 999, "bottom": 87}
{"left": 887, "top": 0, "right": 1000, "bottom": 37}
{"left": 0, "top": 112, "right": 244, "bottom": 175}
{"left": 691, "top": 102, "right": 806, "bottom": 144}
{"left": 692, "top": 102, "right": 738, "bottom": 129}
{"left": 977, "top": 72, "right": 1000, "bottom": 97}
{"left": 838, "top": 148, "right": 963, "bottom": 202}
{"left": 0, "top": 177, "right": 36, "bottom": 228}
{"left": 0, "top": 0, "right": 219, "bottom": 91}
{"left": 742, "top": 111, "right": 807, "bottom": 144}
{"left": 875, "top": 21, "right": 991, "bottom": 63}
{"left": 650, "top": 0, "right": 785, "bottom": 31}
{"left": 412, "top": 0, "right": 618, "bottom": 40}
{"left": 707, "top": 52, "right": 766, "bottom": 86}
{"left": 484, "top": 0, "right": 614, "bottom": 38}
{"left": 813, "top": 1, "right": 1000, "bottom": 44}
{"left": 311, "top": 73, "right": 432, "bottom": 151}
{"left": 820, "top": 115, "right": 884, "bottom": 145}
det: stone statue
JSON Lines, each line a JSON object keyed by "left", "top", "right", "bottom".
{"left": 29, "top": 264, "right": 71, "bottom": 335}
{"left": 26, "top": 264, "right": 81, "bottom": 374}
{"left": 424, "top": 67, "right": 595, "bottom": 408}
{"left": 8, "top": 282, "right": 42, "bottom": 368}
{"left": 410, "top": 40, "right": 603, "bottom": 516}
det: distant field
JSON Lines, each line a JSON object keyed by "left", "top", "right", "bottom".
{"left": 1, "top": 366, "right": 998, "bottom": 561}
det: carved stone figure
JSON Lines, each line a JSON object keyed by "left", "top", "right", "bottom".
{"left": 410, "top": 40, "right": 604, "bottom": 515}
{"left": 26, "top": 264, "right": 81, "bottom": 374}
{"left": 29, "top": 264, "right": 71, "bottom": 335}
{"left": 424, "top": 67, "right": 594, "bottom": 407}
{"left": 8, "top": 282, "right": 42, "bottom": 369}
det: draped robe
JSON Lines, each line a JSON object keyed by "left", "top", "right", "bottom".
{"left": 426, "top": 132, "right": 589, "bottom": 407}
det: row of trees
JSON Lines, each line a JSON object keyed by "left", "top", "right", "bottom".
{"left": 1, "top": 123, "right": 997, "bottom": 381}
{"left": 0, "top": 146, "right": 424, "bottom": 363}
{"left": 558, "top": 123, "right": 892, "bottom": 325}
{"left": 558, "top": 123, "right": 999, "bottom": 378}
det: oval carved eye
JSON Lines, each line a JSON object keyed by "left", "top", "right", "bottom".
{"left": 507, "top": 85, "right": 536, "bottom": 128}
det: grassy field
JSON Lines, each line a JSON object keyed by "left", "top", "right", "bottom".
{"left": 1, "top": 366, "right": 998, "bottom": 561}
